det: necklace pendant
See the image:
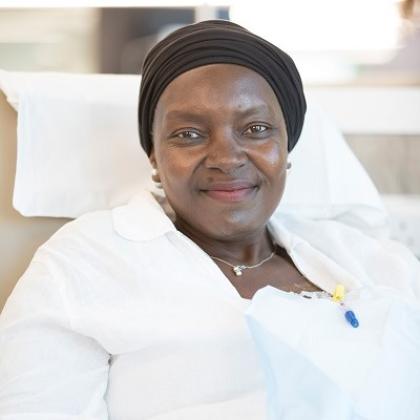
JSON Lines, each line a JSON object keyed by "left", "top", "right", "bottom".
{"left": 233, "top": 265, "right": 244, "bottom": 276}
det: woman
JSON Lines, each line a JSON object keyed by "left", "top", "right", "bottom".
{"left": 139, "top": 20, "right": 319, "bottom": 299}
{"left": 0, "top": 20, "right": 419, "bottom": 420}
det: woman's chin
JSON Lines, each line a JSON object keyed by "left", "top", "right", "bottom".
{"left": 191, "top": 212, "right": 270, "bottom": 242}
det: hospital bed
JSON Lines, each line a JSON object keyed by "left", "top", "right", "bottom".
{"left": 0, "top": 71, "right": 414, "bottom": 312}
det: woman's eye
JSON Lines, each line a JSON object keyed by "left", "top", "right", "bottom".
{"left": 175, "top": 130, "right": 201, "bottom": 140}
{"left": 244, "top": 124, "right": 269, "bottom": 135}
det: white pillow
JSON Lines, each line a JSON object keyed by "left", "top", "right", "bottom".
{"left": 0, "top": 70, "right": 388, "bottom": 234}
{"left": 1, "top": 70, "right": 153, "bottom": 218}
{"left": 279, "top": 104, "right": 388, "bottom": 236}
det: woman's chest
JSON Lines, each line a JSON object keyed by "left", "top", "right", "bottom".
{"left": 219, "top": 253, "right": 322, "bottom": 300}
{"left": 73, "top": 263, "right": 264, "bottom": 419}
{"left": 98, "top": 291, "right": 264, "bottom": 419}
{"left": 105, "top": 322, "right": 264, "bottom": 420}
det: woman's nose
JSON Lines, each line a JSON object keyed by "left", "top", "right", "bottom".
{"left": 204, "top": 129, "right": 247, "bottom": 173}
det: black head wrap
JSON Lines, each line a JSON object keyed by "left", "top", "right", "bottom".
{"left": 138, "top": 19, "right": 306, "bottom": 156}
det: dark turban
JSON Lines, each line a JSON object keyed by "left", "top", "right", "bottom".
{"left": 138, "top": 19, "right": 306, "bottom": 156}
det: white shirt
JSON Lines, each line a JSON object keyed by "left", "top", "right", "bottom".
{"left": 0, "top": 191, "right": 419, "bottom": 420}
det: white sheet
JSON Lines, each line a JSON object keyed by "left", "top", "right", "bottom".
{"left": 246, "top": 285, "right": 420, "bottom": 420}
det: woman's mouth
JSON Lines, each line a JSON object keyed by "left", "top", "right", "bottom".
{"left": 201, "top": 181, "right": 258, "bottom": 202}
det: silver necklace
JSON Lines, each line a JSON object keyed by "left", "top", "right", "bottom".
{"left": 209, "top": 251, "right": 276, "bottom": 276}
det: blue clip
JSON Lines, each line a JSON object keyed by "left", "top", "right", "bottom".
{"left": 341, "top": 303, "right": 359, "bottom": 328}
{"left": 344, "top": 309, "right": 359, "bottom": 328}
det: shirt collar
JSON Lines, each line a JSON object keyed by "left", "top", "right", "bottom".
{"left": 112, "top": 190, "right": 176, "bottom": 241}
{"left": 112, "top": 191, "right": 362, "bottom": 292}
{"left": 111, "top": 189, "right": 315, "bottom": 248}
{"left": 111, "top": 190, "right": 297, "bottom": 245}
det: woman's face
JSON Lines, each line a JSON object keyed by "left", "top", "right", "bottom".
{"left": 150, "top": 63, "right": 288, "bottom": 241}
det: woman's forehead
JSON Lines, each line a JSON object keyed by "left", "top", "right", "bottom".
{"left": 155, "top": 64, "right": 282, "bottom": 119}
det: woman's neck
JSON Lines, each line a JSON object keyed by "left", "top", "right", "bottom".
{"left": 175, "top": 217, "right": 274, "bottom": 266}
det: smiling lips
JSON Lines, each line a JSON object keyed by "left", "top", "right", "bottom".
{"left": 202, "top": 181, "right": 257, "bottom": 202}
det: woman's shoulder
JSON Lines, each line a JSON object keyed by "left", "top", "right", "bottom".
{"left": 27, "top": 191, "right": 176, "bottom": 293}
{"left": 16, "top": 195, "right": 168, "bottom": 311}
{"left": 40, "top": 190, "right": 172, "bottom": 252}
{"left": 37, "top": 208, "right": 116, "bottom": 257}
{"left": 270, "top": 212, "right": 420, "bottom": 299}
{"left": 276, "top": 212, "right": 416, "bottom": 262}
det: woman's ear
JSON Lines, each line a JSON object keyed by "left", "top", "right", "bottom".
{"left": 149, "top": 151, "right": 162, "bottom": 185}
{"left": 149, "top": 150, "right": 157, "bottom": 170}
